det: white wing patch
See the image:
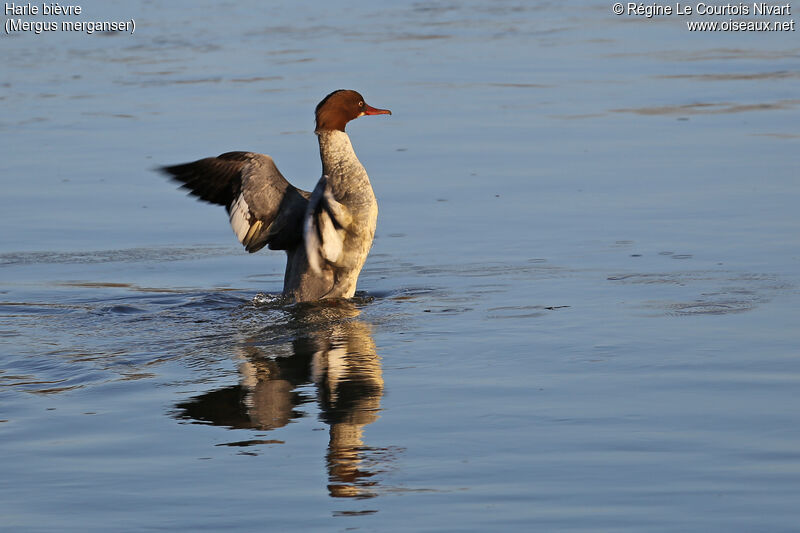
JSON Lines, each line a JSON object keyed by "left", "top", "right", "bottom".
{"left": 229, "top": 193, "right": 265, "bottom": 251}
{"left": 306, "top": 207, "right": 342, "bottom": 274}
{"left": 304, "top": 176, "right": 351, "bottom": 274}
{"left": 229, "top": 193, "right": 253, "bottom": 244}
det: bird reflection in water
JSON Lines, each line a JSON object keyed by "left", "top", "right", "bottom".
{"left": 174, "top": 299, "right": 386, "bottom": 499}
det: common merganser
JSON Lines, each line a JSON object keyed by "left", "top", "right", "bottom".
{"left": 161, "top": 90, "right": 391, "bottom": 302}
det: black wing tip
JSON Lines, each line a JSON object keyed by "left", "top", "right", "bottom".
{"left": 153, "top": 164, "right": 174, "bottom": 177}
{"left": 155, "top": 165, "right": 185, "bottom": 193}
{"left": 156, "top": 157, "right": 243, "bottom": 207}
{"left": 157, "top": 162, "right": 196, "bottom": 183}
{"left": 158, "top": 163, "right": 180, "bottom": 175}
{"left": 245, "top": 243, "right": 266, "bottom": 253}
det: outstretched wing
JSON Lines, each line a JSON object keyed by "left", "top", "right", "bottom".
{"left": 304, "top": 175, "right": 353, "bottom": 274}
{"left": 161, "top": 152, "right": 310, "bottom": 252}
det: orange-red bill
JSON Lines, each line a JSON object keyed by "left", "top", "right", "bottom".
{"left": 363, "top": 103, "right": 392, "bottom": 116}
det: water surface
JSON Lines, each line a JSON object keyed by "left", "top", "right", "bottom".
{"left": 2, "top": 1, "right": 799, "bottom": 531}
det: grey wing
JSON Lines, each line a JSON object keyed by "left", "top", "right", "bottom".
{"left": 161, "top": 151, "right": 310, "bottom": 252}
{"left": 304, "top": 175, "right": 353, "bottom": 274}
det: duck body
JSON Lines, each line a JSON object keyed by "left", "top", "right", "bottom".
{"left": 160, "top": 90, "right": 390, "bottom": 302}
{"left": 285, "top": 130, "right": 379, "bottom": 301}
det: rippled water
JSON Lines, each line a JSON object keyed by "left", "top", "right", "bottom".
{"left": 2, "top": 1, "right": 799, "bottom": 531}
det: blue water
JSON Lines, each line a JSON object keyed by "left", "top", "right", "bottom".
{"left": 2, "top": 1, "right": 799, "bottom": 531}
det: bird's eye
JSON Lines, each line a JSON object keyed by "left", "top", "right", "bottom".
{"left": 358, "top": 101, "right": 364, "bottom": 107}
